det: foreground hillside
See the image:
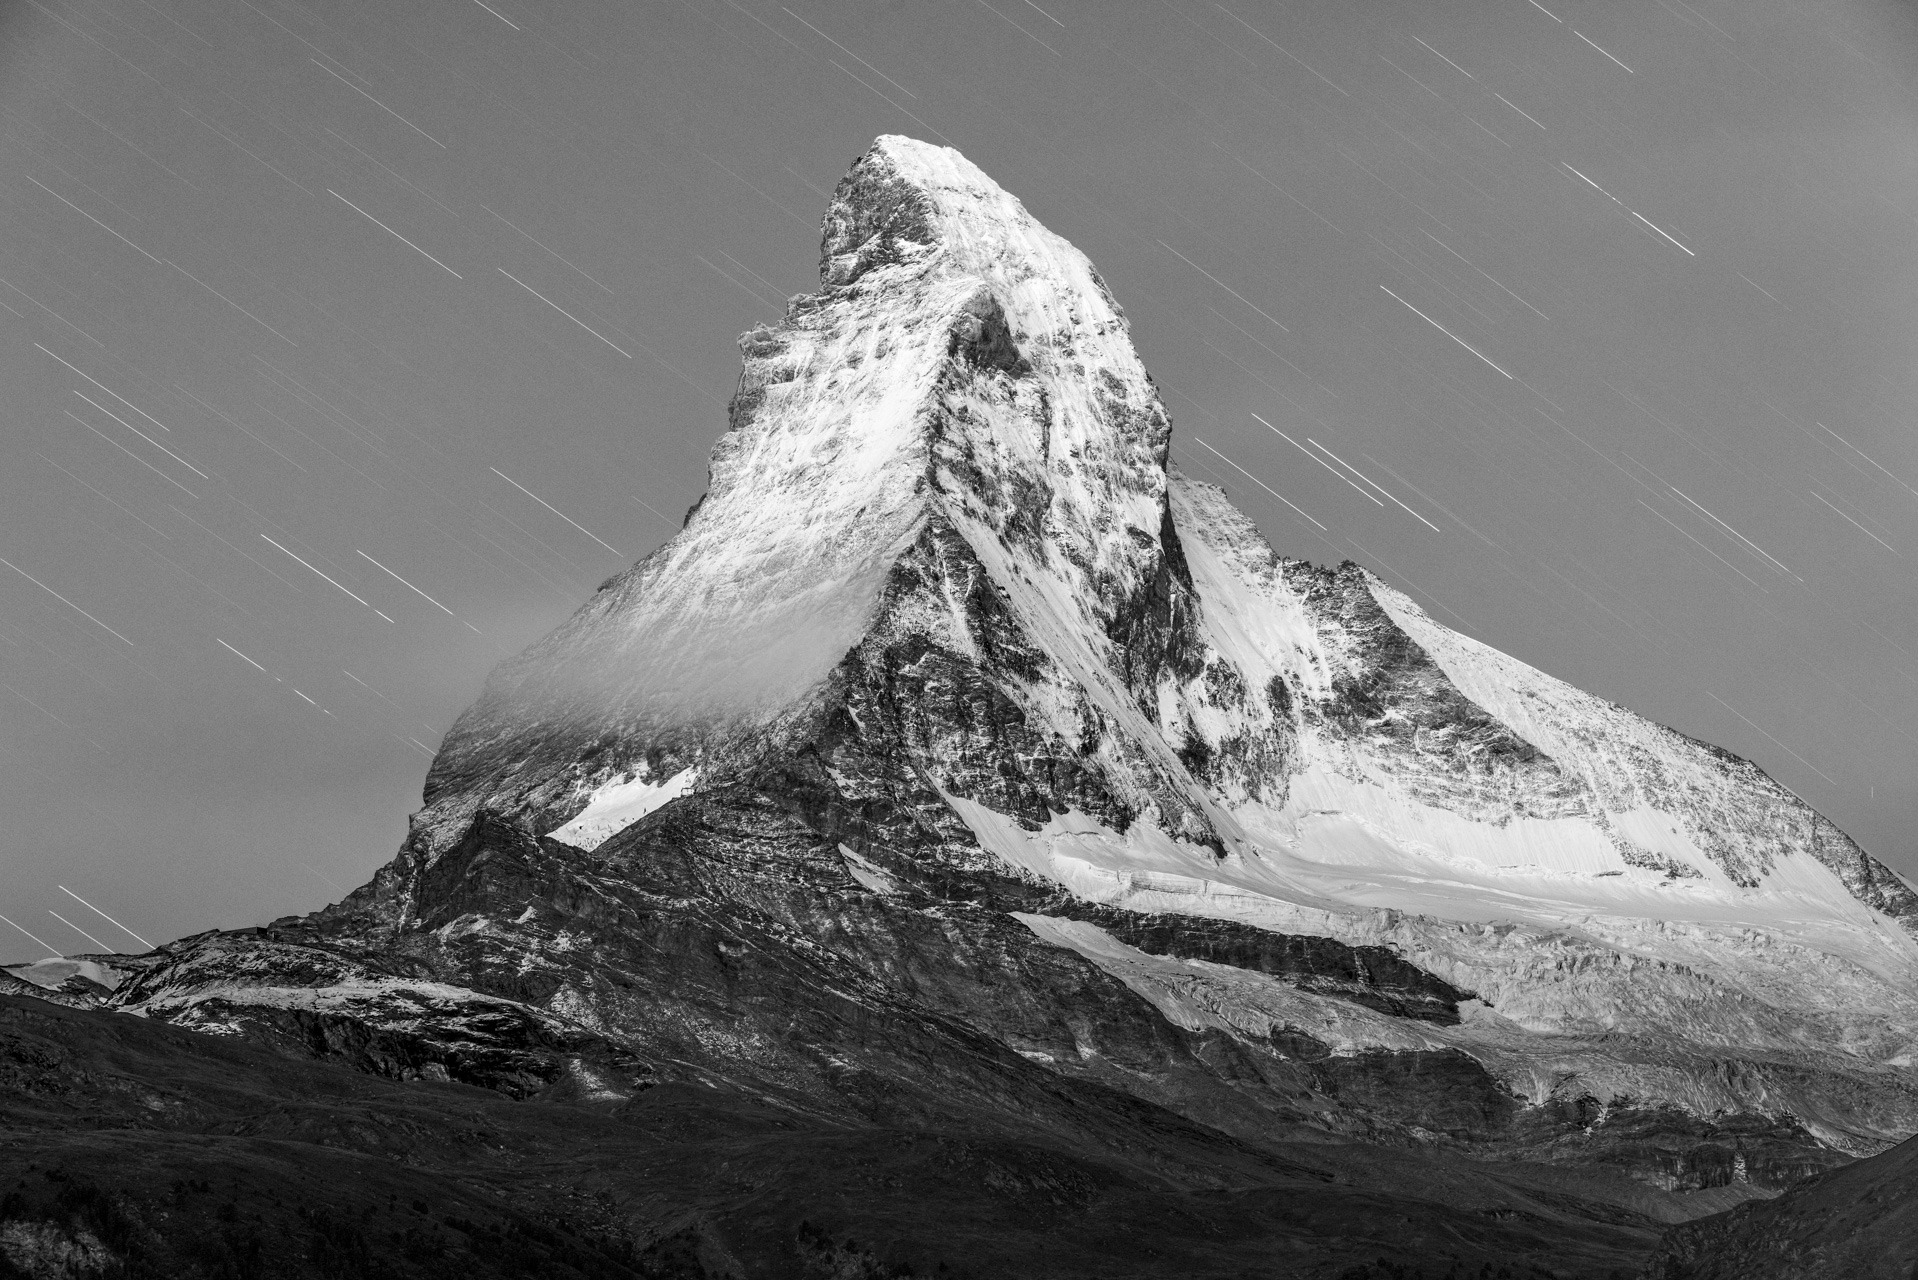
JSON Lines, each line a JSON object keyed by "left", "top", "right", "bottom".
{"left": 1643, "top": 1132, "right": 1918, "bottom": 1279}
{"left": 3, "top": 993, "right": 1683, "bottom": 1278}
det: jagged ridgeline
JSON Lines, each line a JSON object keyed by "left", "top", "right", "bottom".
{"left": 27, "top": 136, "right": 1918, "bottom": 1273}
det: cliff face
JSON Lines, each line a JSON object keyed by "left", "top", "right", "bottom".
{"left": 70, "top": 137, "right": 1918, "bottom": 1224}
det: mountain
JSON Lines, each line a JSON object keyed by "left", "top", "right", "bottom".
{"left": 7, "top": 135, "right": 1917, "bottom": 1278}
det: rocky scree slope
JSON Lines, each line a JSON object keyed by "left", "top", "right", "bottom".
{"left": 39, "top": 137, "right": 1918, "bottom": 1232}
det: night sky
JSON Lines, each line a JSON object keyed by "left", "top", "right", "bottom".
{"left": 3, "top": 0, "right": 1916, "bottom": 961}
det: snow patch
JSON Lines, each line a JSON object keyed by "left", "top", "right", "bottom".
{"left": 548, "top": 767, "right": 697, "bottom": 850}
{"left": 3, "top": 958, "right": 122, "bottom": 992}
{"left": 147, "top": 975, "right": 525, "bottom": 1018}
{"left": 839, "top": 844, "right": 901, "bottom": 894}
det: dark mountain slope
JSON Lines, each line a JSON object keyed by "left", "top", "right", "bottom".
{"left": 3, "top": 994, "right": 1674, "bottom": 1279}
{"left": 1643, "top": 1132, "right": 1918, "bottom": 1280}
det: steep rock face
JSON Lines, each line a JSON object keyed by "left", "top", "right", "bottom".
{"left": 85, "top": 137, "right": 1918, "bottom": 1212}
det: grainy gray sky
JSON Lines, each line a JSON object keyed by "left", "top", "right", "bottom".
{"left": 2, "top": 0, "right": 1916, "bottom": 961}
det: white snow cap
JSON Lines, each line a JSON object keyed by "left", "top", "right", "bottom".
{"left": 440, "top": 135, "right": 1174, "bottom": 770}
{"left": 849, "top": 135, "right": 1132, "bottom": 343}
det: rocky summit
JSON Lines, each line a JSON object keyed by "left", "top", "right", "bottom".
{"left": 7, "top": 137, "right": 1917, "bottom": 1280}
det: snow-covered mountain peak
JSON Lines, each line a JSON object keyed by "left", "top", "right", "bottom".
{"left": 810, "top": 134, "right": 1174, "bottom": 581}
{"left": 825, "top": 136, "right": 1133, "bottom": 359}
{"left": 417, "top": 136, "right": 1187, "bottom": 850}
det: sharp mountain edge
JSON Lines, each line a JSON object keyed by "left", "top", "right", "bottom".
{"left": 9, "top": 136, "right": 1918, "bottom": 1278}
